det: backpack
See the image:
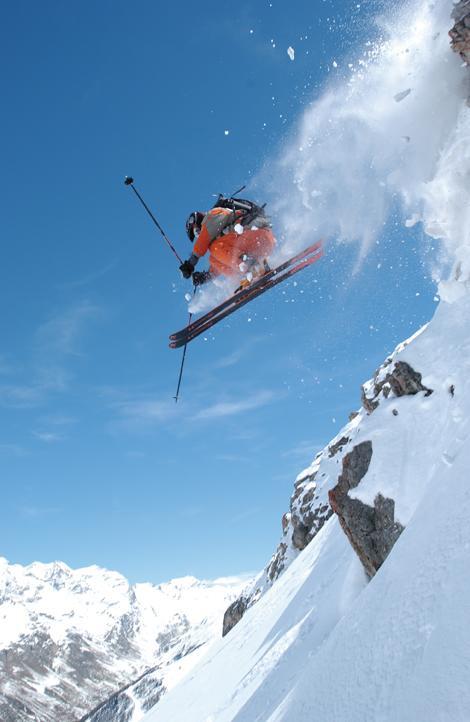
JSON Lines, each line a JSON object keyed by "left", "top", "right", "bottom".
{"left": 212, "top": 194, "right": 268, "bottom": 229}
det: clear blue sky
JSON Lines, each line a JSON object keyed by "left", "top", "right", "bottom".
{"left": 0, "top": 0, "right": 436, "bottom": 583}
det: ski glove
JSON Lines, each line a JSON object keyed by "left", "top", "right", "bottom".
{"left": 192, "top": 271, "right": 211, "bottom": 286}
{"left": 179, "top": 260, "right": 195, "bottom": 279}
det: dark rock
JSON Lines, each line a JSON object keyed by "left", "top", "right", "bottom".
{"left": 362, "top": 360, "right": 433, "bottom": 414}
{"left": 292, "top": 522, "right": 311, "bottom": 551}
{"left": 328, "top": 436, "right": 350, "bottom": 458}
{"left": 449, "top": 0, "right": 470, "bottom": 64}
{"left": 281, "top": 512, "right": 291, "bottom": 534}
{"left": 266, "top": 543, "right": 288, "bottom": 581}
{"left": 329, "top": 442, "right": 405, "bottom": 578}
{"left": 361, "top": 387, "right": 379, "bottom": 414}
{"left": 331, "top": 441, "right": 373, "bottom": 494}
{"left": 222, "top": 597, "right": 249, "bottom": 637}
{"left": 386, "top": 361, "right": 433, "bottom": 398}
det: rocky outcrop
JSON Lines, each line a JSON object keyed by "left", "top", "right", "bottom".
{"left": 290, "top": 474, "right": 333, "bottom": 551}
{"left": 449, "top": 0, "right": 470, "bottom": 65}
{"left": 328, "top": 442, "right": 405, "bottom": 578}
{"left": 266, "top": 541, "right": 288, "bottom": 579}
{"left": 362, "top": 360, "right": 433, "bottom": 414}
{"left": 222, "top": 598, "right": 249, "bottom": 637}
{"left": 328, "top": 436, "right": 350, "bottom": 458}
{"left": 223, "top": 345, "right": 436, "bottom": 635}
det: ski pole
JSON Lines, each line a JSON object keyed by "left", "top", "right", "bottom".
{"left": 173, "top": 290, "right": 195, "bottom": 403}
{"left": 230, "top": 183, "right": 246, "bottom": 197}
{"left": 124, "top": 176, "right": 183, "bottom": 264}
{"left": 173, "top": 319, "right": 190, "bottom": 403}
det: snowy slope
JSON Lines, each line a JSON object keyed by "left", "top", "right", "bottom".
{"left": 114, "top": 1, "right": 470, "bottom": 719}
{"left": 0, "top": 559, "right": 249, "bottom": 722}
{"left": 5, "top": 0, "right": 469, "bottom": 720}
{"left": 144, "top": 1, "right": 470, "bottom": 718}
{"left": 142, "top": 280, "right": 470, "bottom": 722}
{"left": 222, "top": 0, "right": 470, "bottom": 634}
{"left": 141, "top": 3, "right": 470, "bottom": 715}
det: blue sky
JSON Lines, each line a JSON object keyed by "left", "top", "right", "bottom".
{"left": 0, "top": 0, "right": 437, "bottom": 584}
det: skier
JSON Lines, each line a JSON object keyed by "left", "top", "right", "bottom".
{"left": 179, "top": 202, "right": 276, "bottom": 287}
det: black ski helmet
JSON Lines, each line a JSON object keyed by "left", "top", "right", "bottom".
{"left": 186, "top": 211, "right": 205, "bottom": 242}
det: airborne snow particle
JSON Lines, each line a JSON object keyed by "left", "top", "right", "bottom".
{"left": 287, "top": 46, "right": 295, "bottom": 61}
{"left": 332, "top": 60, "right": 338, "bottom": 68}
{"left": 394, "top": 88, "right": 412, "bottom": 102}
{"left": 224, "top": 130, "right": 230, "bottom": 136}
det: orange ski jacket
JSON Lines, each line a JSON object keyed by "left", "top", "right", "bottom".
{"left": 192, "top": 207, "right": 276, "bottom": 277}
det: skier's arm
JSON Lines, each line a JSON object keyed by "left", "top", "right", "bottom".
{"left": 193, "top": 208, "right": 234, "bottom": 257}
{"left": 193, "top": 225, "right": 212, "bottom": 257}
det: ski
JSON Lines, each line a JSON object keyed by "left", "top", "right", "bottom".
{"left": 169, "top": 245, "right": 323, "bottom": 348}
{"left": 170, "top": 241, "right": 322, "bottom": 344}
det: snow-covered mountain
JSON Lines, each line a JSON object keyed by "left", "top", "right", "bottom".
{"left": 136, "top": 3, "right": 470, "bottom": 719}
{"left": 4, "top": 2, "right": 470, "bottom": 721}
{"left": 141, "top": 252, "right": 470, "bottom": 722}
{"left": 0, "top": 558, "right": 249, "bottom": 721}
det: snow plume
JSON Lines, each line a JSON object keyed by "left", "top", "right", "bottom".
{"left": 263, "top": 0, "right": 469, "bottom": 280}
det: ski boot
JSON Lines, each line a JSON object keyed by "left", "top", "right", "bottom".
{"left": 235, "top": 256, "right": 271, "bottom": 292}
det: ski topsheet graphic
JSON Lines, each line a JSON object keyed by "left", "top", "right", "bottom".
{"left": 170, "top": 241, "right": 323, "bottom": 348}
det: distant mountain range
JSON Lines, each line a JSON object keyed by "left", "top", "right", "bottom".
{"left": 0, "top": 557, "right": 249, "bottom": 721}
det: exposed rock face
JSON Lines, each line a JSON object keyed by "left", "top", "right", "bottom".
{"left": 328, "top": 442, "right": 405, "bottom": 578}
{"left": 222, "top": 441, "right": 343, "bottom": 635}
{"left": 266, "top": 541, "right": 288, "bottom": 579}
{"left": 328, "top": 436, "right": 350, "bottom": 458}
{"left": 223, "top": 335, "right": 435, "bottom": 634}
{"left": 222, "top": 598, "right": 249, "bottom": 637}
{"left": 362, "top": 360, "right": 433, "bottom": 414}
{"left": 449, "top": 0, "right": 470, "bottom": 65}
